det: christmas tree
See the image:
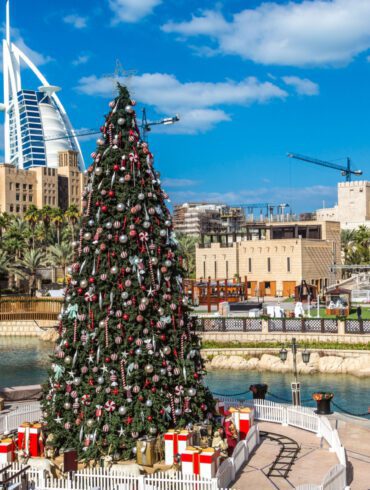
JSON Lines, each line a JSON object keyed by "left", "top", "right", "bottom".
{"left": 42, "top": 84, "right": 215, "bottom": 461}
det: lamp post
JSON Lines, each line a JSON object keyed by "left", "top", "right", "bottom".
{"left": 279, "top": 337, "right": 311, "bottom": 406}
{"left": 141, "top": 108, "right": 180, "bottom": 141}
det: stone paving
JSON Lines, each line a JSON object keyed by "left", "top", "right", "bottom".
{"left": 233, "top": 421, "right": 338, "bottom": 489}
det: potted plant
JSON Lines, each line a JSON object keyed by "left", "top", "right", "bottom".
{"left": 312, "top": 392, "right": 334, "bottom": 414}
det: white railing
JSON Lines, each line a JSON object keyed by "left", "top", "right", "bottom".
{"left": 0, "top": 402, "right": 42, "bottom": 434}
{"left": 0, "top": 464, "right": 223, "bottom": 490}
{"left": 296, "top": 464, "right": 347, "bottom": 490}
{"left": 1, "top": 399, "right": 347, "bottom": 489}
{"left": 216, "top": 425, "right": 260, "bottom": 488}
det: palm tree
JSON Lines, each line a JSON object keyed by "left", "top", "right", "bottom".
{"left": 3, "top": 218, "right": 30, "bottom": 257}
{"left": 47, "top": 242, "right": 73, "bottom": 285}
{"left": 13, "top": 249, "right": 46, "bottom": 295}
{"left": 0, "top": 212, "right": 13, "bottom": 244}
{"left": 0, "top": 250, "right": 9, "bottom": 275}
{"left": 176, "top": 233, "right": 199, "bottom": 278}
{"left": 24, "top": 205, "right": 40, "bottom": 249}
{"left": 50, "top": 208, "right": 65, "bottom": 245}
{"left": 40, "top": 205, "right": 53, "bottom": 239}
{"left": 65, "top": 204, "right": 80, "bottom": 242}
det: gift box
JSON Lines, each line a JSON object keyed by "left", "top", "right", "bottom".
{"left": 164, "top": 430, "right": 192, "bottom": 465}
{"left": 18, "top": 422, "right": 42, "bottom": 457}
{"left": 181, "top": 446, "right": 220, "bottom": 478}
{"left": 192, "top": 423, "right": 213, "bottom": 447}
{"left": 136, "top": 437, "right": 157, "bottom": 467}
{"left": 230, "top": 407, "right": 254, "bottom": 440}
{"left": 0, "top": 438, "right": 15, "bottom": 463}
{"left": 216, "top": 400, "right": 226, "bottom": 416}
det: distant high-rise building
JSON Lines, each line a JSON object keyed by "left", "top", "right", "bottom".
{"left": 1, "top": 0, "right": 84, "bottom": 170}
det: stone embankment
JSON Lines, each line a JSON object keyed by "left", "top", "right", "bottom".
{"left": 206, "top": 351, "right": 370, "bottom": 377}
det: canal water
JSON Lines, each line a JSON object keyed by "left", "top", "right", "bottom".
{"left": 0, "top": 338, "right": 369, "bottom": 418}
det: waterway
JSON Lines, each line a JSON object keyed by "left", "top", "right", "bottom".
{"left": 0, "top": 338, "right": 369, "bottom": 418}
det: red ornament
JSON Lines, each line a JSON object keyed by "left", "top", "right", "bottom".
{"left": 151, "top": 387, "right": 157, "bottom": 393}
{"left": 138, "top": 395, "right": 144, "bottom": 402}
{"left": 77, "top": 288, "right": 83, "bottom": 295}
{"left": 105, "top": 356, "right": 111, "bottom": 363}
{"left": 160, "top": 334, "right": 166, "bottom": 342}
{"left": 88, "top": 378, "right": 94, "bottom": 386}
{"left": 113, "top": 164, "right": 120, "bottom": 171}
{"left": 88, "top": 277, "right": 95, "bottom": 284}
{"left": 108, "top": 190, "right": 115, "bottom": 198}
{"left": 129, "top": 229, "right": 137, "bottom": 237}
{"left": 112, "top": 388, "right": 119, "bottom": 396}
{"left": 200, "top": 403, "right": 207, "bottom": 411}
{"left": 128, "top": 336, "right": 134, "bottom": 343}
{"left": 159, "top": 408, "right": 164, "bottom": 415}
{"left": 194, "top": 373, "right": 199, "bottom": 379}
{"left": 136, "top": 315, "right": 144, "bottom": 323}
{"left": 101, "top": 205, "right": 108, "bottom": 213}
{"left": 95, "top": 201, "right": 100, "bottom": 207}
{"left": 141, "top": 285, "right": 146, "bottom": 291}
{"left": 123, "top": 313, "right": 129, "bottom": 321}
{"left": 162, "top": 360, "right": 167, "bottom": 367}
{"left": 92, "top": 294, "right": 98, "bottom": 302}
{"left": 126, "top": 416, "right": 133, "bottom": 424}
{"left": 147, "top": 416, "right": 153, "bottom": 422}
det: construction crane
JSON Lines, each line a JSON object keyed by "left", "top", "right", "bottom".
{"left": 287, "top": 153, "right": 363, "bottom": 182}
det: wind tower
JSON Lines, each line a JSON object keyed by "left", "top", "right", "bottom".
{"left": 1, "top": 0, "right": 84, "bottom": 170}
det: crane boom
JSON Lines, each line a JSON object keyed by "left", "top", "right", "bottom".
{"left": 287, "top": 152, "right": 363, "bottom": 182}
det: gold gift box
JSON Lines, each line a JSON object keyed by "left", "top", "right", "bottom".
{"left": 136, "top": 438, "right": 157, "bottom": 467}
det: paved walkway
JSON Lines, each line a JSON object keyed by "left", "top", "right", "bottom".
{"left": 233, "top": 421, "right": 338, "bottom": 489}
{"left": 333, "top": 416, "right": 370, "bottom": 490}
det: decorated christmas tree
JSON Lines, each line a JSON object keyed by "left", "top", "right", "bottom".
{"left": 42, "top": 84, "right": 215, "bottom": 461}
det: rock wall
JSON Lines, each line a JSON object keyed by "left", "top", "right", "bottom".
{"left": 0, "top": 321, "right": 58, "bottom": 341}
{"left": 206, "top": 351, "right": 370, "bottom": 377}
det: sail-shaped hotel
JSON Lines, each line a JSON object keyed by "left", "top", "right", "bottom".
{"left": 0, "top": 0, "right": 86, "bottom": 214}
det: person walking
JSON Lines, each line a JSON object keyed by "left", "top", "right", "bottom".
{"left": 356, "top": 305, "right": 362, "bottom": 320}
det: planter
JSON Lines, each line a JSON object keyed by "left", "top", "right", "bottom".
{"left": 312, "top": 392, "right": 334, "bottom": 415}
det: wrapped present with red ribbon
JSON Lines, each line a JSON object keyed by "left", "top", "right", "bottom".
{"left": 229, "top": 407, "right": 254, "bottom": 440}
{"left": 164, "top": 429, "right": 192, "bottom": 465}
{"left": 181, "top": 446, "right": 220, "bottom": 478}
{"left": 18, "top": 422, "right": 43, "bottom": 457}
{"left": 215, "top": 400, "right": 226, "bottom": 416}
{"left": 0, "top": 438, "right": 15, "bottom": 463}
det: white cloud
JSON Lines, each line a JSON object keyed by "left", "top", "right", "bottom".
{"left": 162, "top": 178, "right": 200, "bottom": 188}
{"left": 0, "top": 27, "right": 53, "bottom": 72}
{"left": 72, "top": 53, "right": 91, "bottom": 66}
{"left": 76, "top": 72, "right": 287, "bottom": 133}
{"left": 109, "top": 0, "right": 161, "bottom": 23}
{"left": 63, "top": 14, "right": 88, "bottom": 29}
{"left": 282, "top": 76, "right": 319, "bottom": 96}
{"left": 169, "top": 185, "right": 336, "bottom": 209}
{"left": 162, "top": 1, "right": 370, "bottom": 67}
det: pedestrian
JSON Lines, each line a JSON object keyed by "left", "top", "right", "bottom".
{"left": 357, "top": 305, "right": 362, "bottom": 320}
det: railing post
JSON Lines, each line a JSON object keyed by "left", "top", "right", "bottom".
{"left": 137, "top": 474, "right": 145, "bottom": 490}
{"left": 243, "top": 318, "right": 247, "bottom": 332}
{"left": 222, "top": 318, "right": 226, "bottom": 332}
{"left": 282, "top": 406, "right": 288, "bottom": 426}
{"left": 262, "top": 319, "right": 269, "bottom": 333}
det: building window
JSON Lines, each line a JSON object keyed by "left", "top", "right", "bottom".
{"left": 248, "top": 258, "right": 252, "bottom": 273}
{"left": 16, "top": 205, "right": 20, "bottom": 213}
{"left": 267, "top": 257, "right": 271, "bottom": 272}
{"left": 29, "top": 195, "right": 33, "bottom": 202}
{"left": 15, "top": 193, "right": 20, "bottom": 201}
{"left": 23, "top": 206, "right": 27, "bottom": 212}
{"left": 287, "top": 257, "right": 291, "bottom": 272}
{"left": 9, "top": 182, "right": 13, "bottom": 191}
{"left": 29, "top": 184, "right": 33, "bottom": 190}
{"left": 23, "top": 184, "right": 27, "bottom": 190}
{"left": 23, "top": 195, "right": 27, "bottom": 201}
{"left": 9, "top": 204, "right": 14, "bottom": 212}
{"left": 16, "top": 183, "right": 20, "bottom": 190}
{"left": 265, "top": 281, "right": 271, "bottom": 289}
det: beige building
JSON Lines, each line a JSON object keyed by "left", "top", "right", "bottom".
{"left": 196, "top": 220, "right": 341, "bottom": 296}
{"left": 0, "top": 150, "right": 86, "bottom": 215}
{"left": 316, "top": 181, "right": 370, "bottom": 230}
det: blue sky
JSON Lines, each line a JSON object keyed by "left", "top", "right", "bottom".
{"left": 2, "top": 0, "right": 370, "bottom": 212}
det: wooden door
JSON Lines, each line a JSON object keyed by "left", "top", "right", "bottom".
{"left": 259, "top": 282, "right": 266, "bottom": 296}
{"left": 283, "top": 281, "right": 296, "bottom": 297}
{"left": 270, "top": 281, "right": 276, "bottom": 296}
{"left": 248, "top": 281, "right": 257, "bottom": 296}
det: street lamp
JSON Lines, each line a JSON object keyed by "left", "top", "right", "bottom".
{"left": 279, "top": 338, "right": 311, "bottom": 406}
{"left": 141, "top": 108, "right": 180, "bottom": 141}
